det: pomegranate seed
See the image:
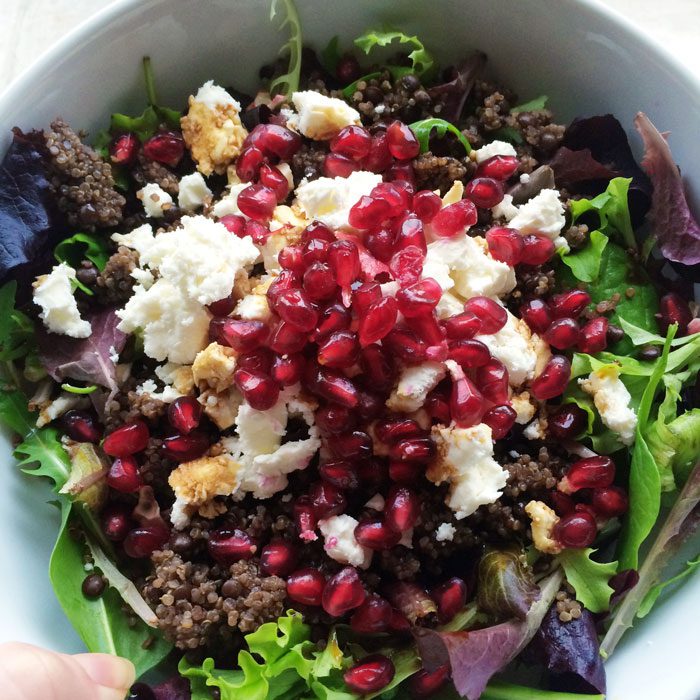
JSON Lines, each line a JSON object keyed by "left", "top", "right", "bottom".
{"left": 350, "top": 594, "right": 393, "bottom": 633}
{"left": 301, "top": 235, "right": 330, "bottom": 266}
{"left": 345, "top": 655, "right": 395, "bottom": 694}
{"left": 450, "top": 373, "right": 485, "bottom": 427}
{"left": 349, "top": 196, "right": 391, "bottom": 230}
{"left": 143, "top": 131, "right": 184, "bottom": 167}
{"left": 304, "top": 262, "right": 337, "bottom": 301}
{"left": 465, "top": 177, "right": 504, "bottom": 208}
{"left": 328, "top": 430, "right": 373, "bottom": 460}
{"left": 432, "top": 577, "right": 468, "bottom": 622}
{"left": 311, "top": 366, "right": 359, "bottom": 408}
{"left": 359, "top": 297, "right": 398, "bottom": 346}
{"left": 287, "top": 568, "right": 326, "bottom": 605}
{"left": 216, "top": 318, "right": 268, "bottom": 353}
{"left": 208, "top": 528, "right": 257, "bottom": 564}
{"left": 591, "top": 486, "right": 629, "bottom": 518}
{"left": 219, "top": 214, "right": 247, "bottom": 236}
{"left": 259, "top": 163, "right": 290, "bottom": 202}
{"left": 559, "top": 456, "right": 615, "bottom": 494}
{"left": 243, "top": 123, "right": 301, "bottom": 160}
{"left": 657, "top": 292, "right": 692, "bottom": 335}
{"left": 384, "top": 327, "right": 428, "bottom": 364}
{"left": 431, "top": 199, "right": 478, "bottom": 238}
{"left": 390, "top": 247, "right": 426, "bottom": 289}
{"left": 410, "top": 665, "right": 450, "bottom": 697}
{"left": 328, "top": 240, "right": 361, "bottom": 288}
{"left": 61, "top": 410, "right": 101, "bottom": 443}
{"left": 486, "top": 226, "right": 524, "bottom": 265}
{"left": 448, "top": 339, "right": 491, "bottom": 369}
{"left": 375, "top": 418, "right": 423, "bottom": 445}
{"left": 309, "top": 481, "right": 347, "bottom": 518}
{"left": 387, "top": 121, "right": 420, "bottom": 160}
{"left": 317, "top": 330, "right": 358, "bottom": 368}
{"left": 234, "top": 369, "right": 280, "bottom": 410}
{"left": 279, "top": 244, "right": 305, "bottom": 273}
{"left": 319, "top": 460, "right": 360, "bottom": 490}
{"left": 577, "top": 317, "right": 608, "bottom": 354}
{"left": 260, "top": 539, "right": 298, "bottom": 576}
{"left": 520, "top": 298, "right": 553, "bottom": 334}
{"left": 207, "top": 293, "right": 236, "bottom": 316}
{"left": 106, "top": 456, "right": 142, "bottom": 493}
{"left": 275, "top": 288, "right": 318, "bottom": 331}
{"left": 364, "top": 132, "right": 393, "bottom": 173}
{"left": 103, "top": 421, "right": 149, "bottom": 457}
{"left": 426, "top": 386, "right": 452, "bottom": 424}
{"left": 575, "top": 503, "right": 598, "bottom": 520}
{"left": 331, "top": 125, "right": 372, "bottom": 160}
{"left": 314, "top": 302, "right": 351, "bottom": 340}
{"left": 394, "top": 215, "right": 427, "bottom": 254}
{"left": 360, "top": 343, "right": 396, "bottom": 389}
{"left": 405, "top": 314, "right": 444, "bottom": 347}
{"left": 482, "top": 404, "right": 517, "bottom": 439}
{"left": 322, "top": 566, "right": 366, "bottom": 616}
{"left": 109, "top": 133, "right": 138, "bottom": 166}
{"left": 412, "top": 190, "right": 442, "bottom": 223}
{"left": 544, "top": 318, "right": 580, "bottom": 350}
{"left": 549, "top": 404, "right": 588, "bottom": 440}
{"left": 268, "top": 321, "right": 308, "bottom": 355}
{"left": 357, "top": 458, "right": 389, "bottom": 490}
{"left": 396, "top": 279, "right": 442, "bottom": 317}
{"left": 167, "top": 396, "right": 202, "bottom": 435}
{"left": 443, "top": 311, "right": 481, "bottom": 339}
{"left": 237, "top": 184, "right": 277, "bottom": 222}
{"left": 302, "top": 220, "right": 336, "bottom": 244}
{"left": 531, "top": 355, "right": 571, "bottom": 400}
{"left": 102, "top": 505, "right": 132, "bottom": 542}
{"left": 316, "top": 404, "right": 355, "bottom": 434}
{"left": 162, "top": 432, "right": 209, "bottom": 462}
{"left": 354, "top": 518, "right": 402, "bottom": 550}
{"left": 246, "top": 219, "right": 271, "bottom": 246}
{"left": 389, "top": 437, "right": 436, "bottom": 463}
{"left": 520, "top": 234, "right": 555, "bottom": 265}
{"left": 372, "top": 182, "right": 412, "bottom": 218}
{"left": 389, "top": 460, "right": 424, "bottom": 483}
{"left": 475, "top": 154, "right": 519, "bottom": 180}
{"left": 353, "top": 282, "right": 383, "bottom": 315}
{"left": 336, "top": 54, "right": 361, "bottom": 82}
{"left": 271, "top": 354, "right": 304, "bottom": 386}
{"left": 551, "top": 290, "right": 591, "bottom": 319}
{"left": 123, "top": 524, "right": 169, "bottom": 558}
{"left": 293, "top": 496, "right": 317, "bottom": 539}
{"left": 463, "top": 296, "right": 507, "bottom": 335}
{"left": 551, "top": 491, "right": 576, "bottom": 516}
{"left": 236, "top": 146, "right": 265, "bottom": 181}
{"left": 385, "top": 486, "right": 420, "bottom": 531}
{"left": 475, "top": 359, "right": 510, "bottom": 404}
{"left": 364, "top": 227, "right": 395, "bottom": 263}
{"left": 554, "top": 511, "right": 597, "bottom": 549}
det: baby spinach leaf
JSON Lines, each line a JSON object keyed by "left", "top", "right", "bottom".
{"left": 55, "top": 232, "right": 110, "bottom": 271}
{"left": 637, "top": 555, "right": 700, "bottom": 618}
{"left": 409, "top": 118, "right": 472, "bottom": 155}
{"left": 557, "top": 548, "right": 616, "bottom": 613}
{"left": 354, "top": 30, "right": 434, "bottom": 76}
{"left": 510, "top": 95, "right": 548, "bottom": 114}
{"left": 559, "top": 229, "right": 608, "bottom": 282}
{"left": 320, "top": 35, "right": 341, "bottom": 74}
{"left": 269, "top": 0, "right": 303, "bottom": 99}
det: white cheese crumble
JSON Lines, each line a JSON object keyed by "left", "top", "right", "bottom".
{"left": 289, "top": 91, "right": 361, "bottom": 140}
{"left": 234, "top": 292, "right": 272, "bottom": 322}
{"left": 295, "top": 170, "right": 382, "bottom": 231}
{"left": 318, "top": 514, "right": 372, "bottom": 569}
{"left": 435, "top": 522, "right": 456, "bottom": 542}
{"left": 509, "top": 188, "right": 565, "bottom": 239}
{"left": 112, "top": 223, "right": 155, "bottom": 257}
{"left": 523, "top": 417, "right": 547, "bottom": 440}
{"left": 491, "top": 193, "right": 519, "bottom": 221}
{"left": 386, "top": 361, "right": 446, "bottom": 412}
{"left": 32, "top": 263, "right": 91, "bottom": 338}
{"left": 473, "top": 140, "right": 517, "bottom": 164}
{"left": 365, "top": 493, "right": 386, "bottom": 511}
{"left": 178, "top": 172, "right": 212, "bottom": 211}
{"left": 212, "top": 182, "right": 250, "bottom": 218}
{"left": 428, "top": 423, "right": 508, "bottom": 519}
{"left": 137, "top": 183, "right": 173, "bottom": 218}
{"left": 135, "top": 378, "right": 181, "bottom": 403}
{"left": 579, "top": 366, "right": 638, "bottom": 445}
{"left": 193, "top": 81, "right": 241, "bottom": 111}
{"left": 511, "top": 391, "right": 537, "bottom": 425}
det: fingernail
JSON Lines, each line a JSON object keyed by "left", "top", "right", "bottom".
{"left": 73, "top": 653, "right": 135, "bottom": 691}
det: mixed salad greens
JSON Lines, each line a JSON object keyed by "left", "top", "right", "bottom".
{"left": 0, "top": 1, "right": 698, "bottom": 699}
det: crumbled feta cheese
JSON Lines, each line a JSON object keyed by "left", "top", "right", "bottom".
{"left": 318, "top": 515, "right": 372, "bottom": 569}
{"left": 135, "top": 378, "right": 181, "bottom": 403}
{"left": 365, "top": 493, "right": 386, "bottom": 511}
{"left": 289, "top": 91, "right": 361, "bottom": 140}
{"left": 277, "top": 162, "right": 295, "bottom": 190}
{"left": 435, "top": 522, "right": 456, "bottom": 542}
{"left": 523, "top": 416, "right": 547, "bottom": 440}
{"left": 474, "top": 140, "right": 517, "bottom": 164}
{"left": 579, "top": 366, "right": 638, "bottom": 445}
{"left": 108, "top": 345, "right": 119, "bottom": 364}
{"left": 199, "top": 387, "right": 242, "bottom": 430}
{"left": 524, "top": 500, "right": 562, "bottom": 554}
{"left": 35, "top": 393, "right": 87, "bottom": 428}
{"left": 137, "top": 183, "right": 173, "bottom": 218}
{"left": 33, "top": 263, "right": 91, "bottom": 338}
{"left": 178, "top": 172, "right": 212, "bottom": 211}
{"left": 520, "top": 172, "right": 531, "bottom": 184}
{"left": 192, "top": 342, "right": 237, "bottom": 392}
{"left": 441, "top": 181, "right": 464, "bottom": 206}
{"left": 434, "top": 291, "right": 464, "bottom": 320}
{"left": 428, "top": 423, "right": 508, "bottom": 519}
{"left": 212, "top": 182, "right": 250, "bottom": 218}
{"left": 181, "top": 81, "right": 248, "bottom": 175}
{"left": 235, "top": 398, "right": 289, "bottom": 457}
{"left": 387, "top": 361, "right": 446, "bottom": 412}
{"left": 511, "top": 391, "right": 537, "bottom": 425}
{"left": 154, "top": 363, "right": 195, "bottom": 395}
{"left": 235, "top": 292, "right": 272, "bottom": 322}
{"left": 295, "top": 170, "right": 382, "bottom": 231}
{"left": 509, "top": 189, "right": 565, "bottom": 239}
{"left": 112, "top": 223, "right": 155, "bottom": 257}
{"left": 491, "top": 194, "right": 519, "bottom": 221}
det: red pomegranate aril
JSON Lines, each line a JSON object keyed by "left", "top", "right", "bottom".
{"left": 549, "top": 403, "right": 588, "bottom": 440}
{"left": 432, "top": 577, "right": 468, "bottom": 623}
{"left": 554, "top": 511, "right": 597, "bottom": 549}
{"left": 328, "top": 430, "right": 373, "bottom": 460}
{"left": 551, "top": 290, "right": 591, "bottom": 319}
{"left": 475, "top": 154, "right": 519, "bottom": 180}
{"left": 531, "top": 355, "right": 572, "bottom": 400}
{"left": 162, "top": 431, "right": 209, "bottom": 462}
{"left": 316, "top": 404, "right": 355, "bottom": 434}
{"left": 293, "top": 496, "right": 318, "bottom": 540}
{"left": 387, "top": 162, "right": 418, "bottom": 186}
{"left": 450, "top": 374, "right": 485, "bottom": 427}
{"left": 312, "top": 366, "right": 359, "bottom": 408}
{"left": 431, "top": 199, "right": 478, "bottom": 238}
{"left": 322, "top": 566, "right": 367, "bottom": 616}
{"left": 482, "top": 404, "right": 517, "bottom": 439}
{"left": 102, "top": 505, "right": 133, "bottom": 542}
{"left": 107, "top": 456, "right": 142, "bottom": 493}
{"left": 259, "top": 539, "right": 298, "bottom": 577}
{"left": 412, "top": 190, "right": 442, "bottom": 223}
{"left": 304, "top": 262, "right": 337, "bottom": 301}
{"left": 544, "top": 317, "right": 580, "bottom": 350}
{"left": 276, "top": 288, "right": 318, "bottom": 331}
{"left": 465, "top": 177, "right": 504, "bottom": 208}
{"left": 359, "top": 297, "right": 398, "bottom": 346}
{"left": 236, "top": 146, "right": 266, "bottom": 181}
{"left": 336, "top": 53, "right": 361, "bottom": 82}
{"left": 302, "top": 220, "right": 336, "bottom": 244}
{"left": 350, "top": 594, "right": 393, "bottom": 633}
{"left": 443, "top": 311, "right": 481, "bottom": 340}
{"left": 385, "top": 486, "right": 420, "bottom": 531}
{"left": 364, "top": 227, "right": 395, "bottom": 263}
{"left": 61, "top": 410, "right": 102, "bottom": 443}
{"left": 384, "top": 327, "right": 428, "bottom": 364}
{"left": 208, "top": 528, "right": 257, "bottom": 564}
{"left": 475, "top": 359, "right": 510, "bottom": 405}
{"left": 349, "top": 196, "right": 391, "bottom": 230}
{"left": 245, "top": 219, "right": 271, "bottom": 246}
{"left": 375, "top": 418, "right": 422, "bottom": 445}
{"left": 372, "top": 182, "right": 412, "bottom": 217}
{"left": 575, "top": 503, "right": 598, "bottom": 520}
{"left": 578, "top": 317, "right": 609, "bottom": 354}
{"left": 463, "top": 296, "right": 507, "bottom": 335}
{"left": 448, "top": 339, "right": 491, "bottom": 369}
{"left": 353, "top": 282, "right": 382, "bottom": 315}
{"left": 279, "top": 244, "right": 305, "bottom": 273}
{"left": 394, "top": 214, "right": 427, "bottom": 253}
{"left": 243, "top": 123, "right": 301, "bottom": 160}
{"left": 234, "top": 369, "right": 279, "bottom": 410}
{"left": 550, "top": 491, "right": 576, "bottom": 516}
{"left": 486, "top": 226, "right": 524, "bottom": 265}
{"left": 426, "top": 387, "right": 452, "bottom": 424}
{"left": 259, "top": 163, "right": 290, "bottom": 202}
{"left": 344, "top": 655, "right": 395, "bottom": 694}
{"left": 237, "top": 184, "right": 277, "bottom": 222}
{"left": 559, "top": 456, "right": 615, "bottom": 494}
{"left": 520, "top": 234, "right": 555, "bottom": 265}
{"left": 364, "top": 131, "right": 393, "bottom": 173}
{"left": 360, "top": 343, "right": 396, "bottom": 389}
{"left": 354, "top": 518, "right": 402, "bottom": 550}
{"left": 217, "top": 318, "right": 268, "bottom": 353}
{"left": 520, "top": 298, "right": 553, "bottom": 334}
{"left": 387, "top": 120, "right": 420, "bottom": 160}
{"left": 168, "top": 396, "right": 202, "bottom": 435}
{"left": 123, "top": 524, "right": 170, "bottom": 559}
{"left": 143, "top": 130, "right": 184, "bottom": 167}
{"left": 406, "top": 314, "right": 444, "bottom": 346}
{"left": 317, "top": 330, "right": 359, "bottom": 369}
{"left": 396, "top": 278, "right": 442, "bottom": 317}
{"left": 207, "top": 293, "right": 236, "bottom": 317}
{"left": 109, "top": 132, "right": 138, "bottom": 166}
{"left": 287, "top": 568, "right": 326, "bottom": 606}
{"left": 268, "top": 321, "right": 307, "bottom": 355}
{"left": 328, "top": 240, "right": 361, "bottom": 288}
{"left": 309, "top": 481, "right": 347, "bottom": 518}
{"left": 219, "top": 213, "right": 247, "bottom": 236}
{"left": 410, "top": 665, "right": 450, "bottom": 697}
{"left": 103, "top": 421, "right": 150, "bottom": 457}
{"left": 301, "top": 235, "right": 330, "bottom": 266}
{"left": 314, "top": 302, "right": 351, "bottom": 340}
{"left": 331, "top": 124, "right": 372, "bottom": 160}
{"left": 657, "top": 292, "right": 692, "bottom": 335}
{"left": 271, "top": 353, "right": 305, "bottom": 386}
{"left": 390, "top": 437, "right": 436, "bottom": 463}
{"left": 357, "top": 458, "right": 389, "bottom": 490}
{"left": 389, "top": 460, "right": 424, "bottom": 483}
{"left": 390, "top": 245, "right": 425, "bottom": 286}
{"left": 320, "top": 460, "right": 360, "bottom": 490}
{"left": 591, "top": 486, "right": 629, "bottom": 518}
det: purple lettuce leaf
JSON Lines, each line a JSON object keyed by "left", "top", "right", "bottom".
{"left": 152, "top": 676, "right": 191, "bottom": 700}
{"left": 532, "top": 606, "right": 606, "bottom": 695}
{"left": 633, "top": 112, "right": 700, "bottom": 265}
{"left": 37, "top": 308, "right": 126, "bottom": 391}
{"left": 548, "top": 146, "right": 619, "bottom": 188}
{"left": 427, "top": 52, "right": 486, "bottom": 123}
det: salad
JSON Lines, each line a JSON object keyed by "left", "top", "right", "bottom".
{"left": 1, "top": 2, "right": 699, "bottom": 699}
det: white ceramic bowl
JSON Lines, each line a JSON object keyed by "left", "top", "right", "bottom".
{"left": 0, "top": 1, "right": 698, "bottom": 698}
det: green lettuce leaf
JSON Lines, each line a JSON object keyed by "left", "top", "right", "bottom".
{"left": 637, "top": 555, "right": 700, "bottom": 618}
{"left": 618, "top": 317, "right": 700, "bottom": 347}
{"left": 354, "top": 30, "right": 434, "bottom": 76}
{"left": 557, "top": 549, "right": 616, "bottom": 613}
{"left": 510, "top": 95, "right": 548, "bottom": 114}
{"left": 54, "top": 233, "right": 111, "bottom": 295}
{"left": 0, "top": 281, "right": 35, "bottom": 362}
{"left": 409, "top": 118, "right": 472, "bottom": 155}
{"left": 269, "top": 0, "right": 303, "bottom": 99}
{"left": 559, "top": 229, "right": 608, "bottom": 283}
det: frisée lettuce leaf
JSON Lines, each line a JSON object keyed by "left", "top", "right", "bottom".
{"left": 354, "top": 30, "right": 434, "bottom": 77}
